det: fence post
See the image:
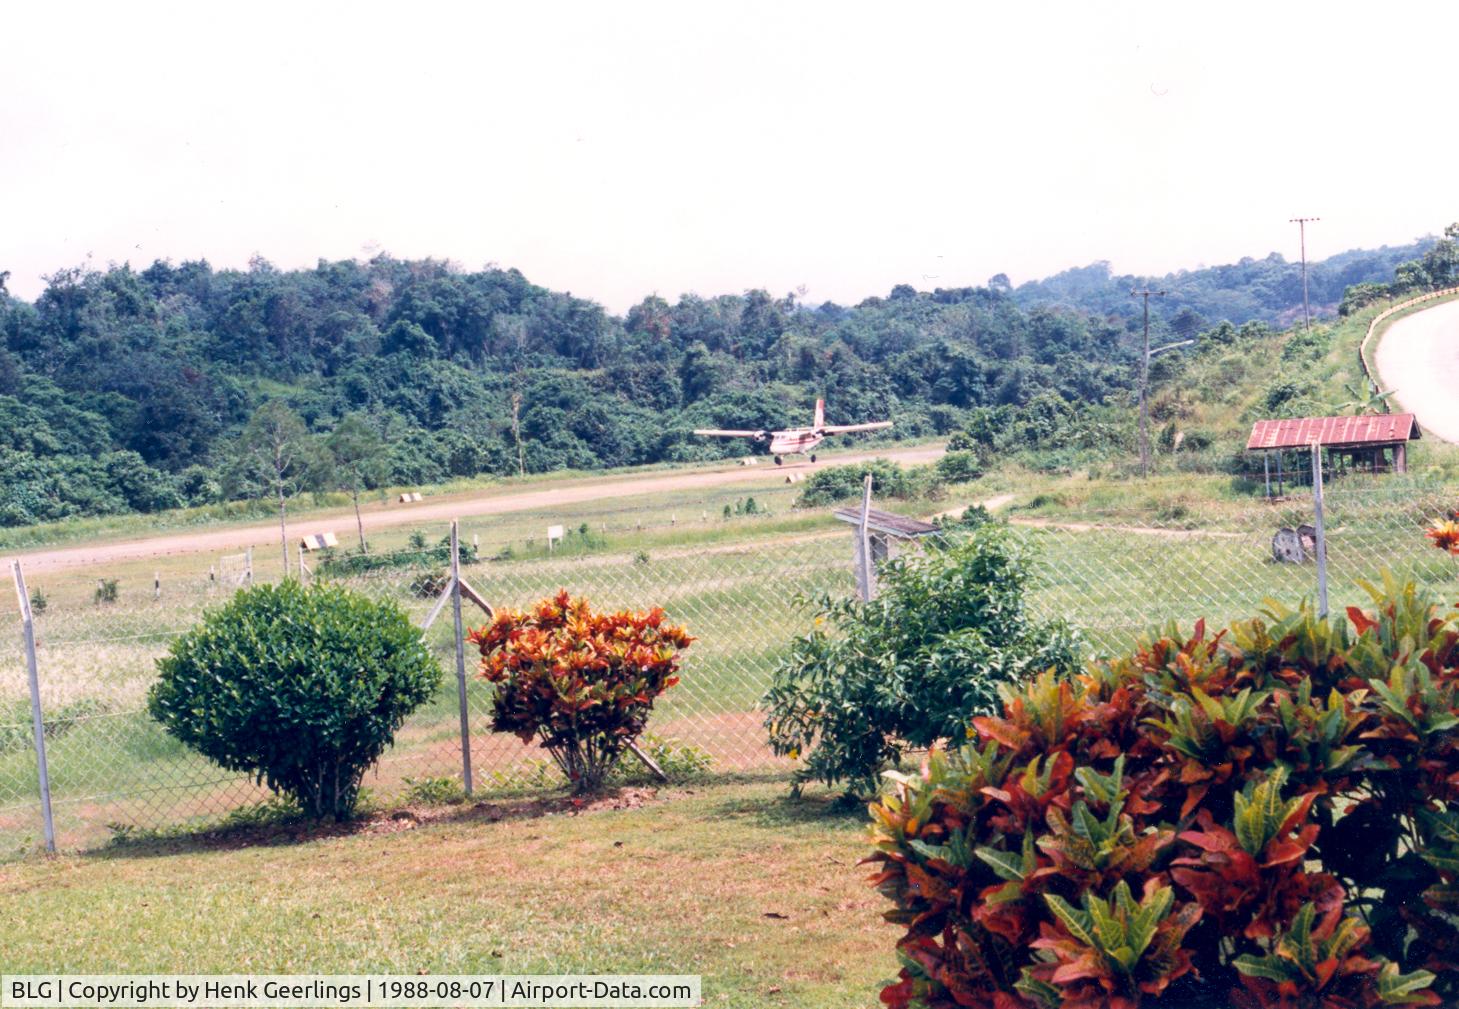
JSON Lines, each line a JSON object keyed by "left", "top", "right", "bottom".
{"left": 1311, "top": 444, "right": 1329, "bottom": 618}
{"left": 11, "top": 561, "right": 56, "bottom": 853}
{"left": 450, "top": 519, "right": 475, "bottom": 797}
{"left": 245, "top": 546, "right": 254, "bottom": 586}
{"left": 855, "top": 474, "right": 877, "bottom": 601}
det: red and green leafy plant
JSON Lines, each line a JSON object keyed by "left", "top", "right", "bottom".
{"left": 468, "top": 590, "right": 692, "bottom": 794}
{"left": 868, "top": 572, "right": 1459, "bottom": 1008}
{"left": 1424, "top": 518, "right": 1459, "bottom": 553}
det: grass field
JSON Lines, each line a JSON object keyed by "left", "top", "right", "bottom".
{"left": 0, "top": 504, "right": 862, "bottom": 853}
{"left": 7, "top": 289, "right": 1459, "bottom": 855}
{"left": 4, "top": 456, "right": 1456, "bottom": 855}
{"left": 0, "top": 779, "right": 895, "bottom": 1008}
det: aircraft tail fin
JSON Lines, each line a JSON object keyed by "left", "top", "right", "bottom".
{"left": 814, "top": 398, "right": 825, "bottom": 430}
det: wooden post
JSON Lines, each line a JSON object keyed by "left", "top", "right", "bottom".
{"left": 1263, "top": 454, "right": 1271, "bottom": 499}
{"left": 12, "top": 561, "right": 56, "bottom": 852}
{"left": 1311, "top": 445, "right": 1329, "bottom": 618}
{"left": 450, "top": 519, "right": 474, "bottom": 797}
{"left": 153, "top": 572, "right": 160, "bottom": 601}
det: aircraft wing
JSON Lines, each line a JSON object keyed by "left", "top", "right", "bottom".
{"left": 821, "top": 421, "right": 893, "bottom": 434}
{"left": 693, "top": 428, "right": 767, "bottom": 438}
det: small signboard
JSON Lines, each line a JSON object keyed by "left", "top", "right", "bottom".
{"left": 547, "top": 524, "right": 565, "bottom": 551}
{"left": 300, "top": 532, "right": 339, "bottom": 551}
{"left": 398, "top": 492, "right": 423, "bottom": 503}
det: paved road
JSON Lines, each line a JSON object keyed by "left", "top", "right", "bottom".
{"left": 1374, "top": 297, "right": 1459, "bottom": 443}
{"left": 6, "top": 444, "right": 947, "bottom": 574}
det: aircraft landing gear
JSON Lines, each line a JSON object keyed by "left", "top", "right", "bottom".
{"left": 774, "top": 455, "right": 783, "bottom": 466}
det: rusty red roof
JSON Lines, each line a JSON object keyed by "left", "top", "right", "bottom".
{"left": 1246, "top": 413, "right": 1420, "bottom": 451}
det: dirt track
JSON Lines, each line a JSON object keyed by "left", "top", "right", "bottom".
{"left": 6, "top": 444, "right": 946, "bottom": 574}
{"left": 1373, "top": 297, "right": 1459, "bottom": 443}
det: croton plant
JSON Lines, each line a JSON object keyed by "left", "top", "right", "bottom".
{"left": 469, "top": 590, "right": 692, "bottom": 793}
{"left": 868, "top": 573, "right": 1459, "bottom": 1008}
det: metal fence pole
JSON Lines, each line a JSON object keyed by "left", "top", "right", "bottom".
{"left": 856, "top": 474, "right": 877, "bottom": 601}
{"left": 1311, "top": 444, "right": 1329, "bottom": 618}
{"left": 11, "top": 561, "right": 56, "bottom": 852}
{"left": 450, "top": 519, "right": 475, "bottom": 797}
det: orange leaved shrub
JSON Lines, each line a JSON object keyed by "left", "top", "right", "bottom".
{"left": 867, "top": 575, "right": 1456, "bottom": 1008}
{"left": 469, "top": 590, "right": 692, "bottom": 793}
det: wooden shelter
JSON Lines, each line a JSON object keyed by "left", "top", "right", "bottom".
{"left": 833, "top": 506, "right": 940, "bottom": 599}
{"left": 1246, "top": 413, "right": 1420, "bottom": 496}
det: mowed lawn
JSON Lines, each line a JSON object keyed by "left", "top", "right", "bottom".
{"left": 0, "top": 780, "right": 896, "bottom": 1008}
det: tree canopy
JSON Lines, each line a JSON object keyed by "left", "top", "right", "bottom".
{"left": 0, "top": 237, "right": 1436, "bottom": 527}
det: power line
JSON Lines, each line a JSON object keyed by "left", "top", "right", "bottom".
{"left": 1290, "top": 216, "right": 1320, "bottom": 330}
{"left": 1131, "top": 288, "right": 1166, "bottom": 478}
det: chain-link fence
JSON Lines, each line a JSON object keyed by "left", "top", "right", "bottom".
{"left": 1016, "top": 465, "right": 1459, "bottom": 656}
{"left": 3, "top": 464, "right": 1456, "bottom": 854}
{"left": 0, "top": 490, "right": 850, "bottom": 853}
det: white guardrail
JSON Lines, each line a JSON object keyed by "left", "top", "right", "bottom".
{"left": 1358, "top": 285, "right": 1459, "bottom": 386}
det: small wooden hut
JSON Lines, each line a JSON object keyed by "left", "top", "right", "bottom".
{"left": 1245, "top": 413, "right": 1421, "bottom": 497}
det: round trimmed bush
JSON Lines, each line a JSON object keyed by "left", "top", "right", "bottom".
{"left": 148, "top": 580, "right": 442, "bottom": 819}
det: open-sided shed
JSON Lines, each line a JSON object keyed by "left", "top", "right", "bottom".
{"left": 1246, "top": 413, "right": 1420, "bottom": 496}
{"left": 832, "top": 506, "right": 940, "bottom": 599}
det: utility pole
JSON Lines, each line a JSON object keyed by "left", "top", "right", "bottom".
{"left": 1131, "top": 288, "right": 1166, "bottom": 478}
{"left": 1290, "top": 216, "right": 1320, "bottom": 331}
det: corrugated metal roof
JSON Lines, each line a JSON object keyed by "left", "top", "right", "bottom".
{"left": 1246, "top": 413, "right": 1421, "bottom": 451}
{"left": 832, "top": 507, "right": 940, "bottom": 538}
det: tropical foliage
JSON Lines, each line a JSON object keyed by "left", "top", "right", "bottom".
{"left": 868, "top": 573, "right": 1459, "bottom": 1008}
{"left": 0, "top": 233, "right": 1437, "bottom": 527}
{"left": 149, "top": 581, "right": 441, "bottom": 819}
{"left": 468, "top": 591, "right": 693, "bottom": 793}
{"left": 765, "top": 528, "right": 1079, "bottom": 795}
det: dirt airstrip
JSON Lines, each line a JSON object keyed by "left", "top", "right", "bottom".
{"left": 6, "top": 444, "right": 946, "bottom": 575}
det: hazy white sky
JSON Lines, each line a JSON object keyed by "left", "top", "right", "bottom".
{"left": 3, "top": 0, "right": 1457, "bottom": 311}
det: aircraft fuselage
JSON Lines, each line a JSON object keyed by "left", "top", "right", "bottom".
{"left": 769, "top": 430, "right": 825, "bottom": 456}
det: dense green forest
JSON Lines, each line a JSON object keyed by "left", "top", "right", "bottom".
{"left": 1013, "top": 236, "right": 1436, "bottom": 328}
{"left": 0, "top": 232, "right": 1447, "bottom": 528}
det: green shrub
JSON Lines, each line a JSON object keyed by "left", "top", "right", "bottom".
{"left": 868, "top": 573, "right": 1457, "bottom": 1008}
{"left": 318, "top": 534, "right": 475, "bottom": 576}
{"left": 937, "top": 503, "right": 992, "bottom": 530}
{"left": 94, "top": 578, "right": 119, "bottom": 604}
{"left": 149, "top": 581, "right": 441, "bottom": 819}
{"left": 0, "top": 697, "right": 106, "bottom": 754}
{"left": 765, "top": 527, "right": 1079, "bottom": 794}
{"left": 612, "top": 733, "right": 714, "bottom": 784}
{"left": 469, "top": 591, "right": 692, "bottom": 793}
{"left": 797, "top": 459, "right": 920, "bottom": 507}
{"left": 934, "top": 450, "right": 984, "bottom": 484}
{"left": 409, "top": 571, "right": 449, "bottom": 599}
{"left": 402, "top": 775, "right": 466, "bottom": 805}
{"left": 28, "top": 589, "right": 46, "bottom": 614}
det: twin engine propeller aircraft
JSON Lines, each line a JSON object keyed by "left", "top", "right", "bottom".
{"left": 694, "top": 399, "right": 892, "bottom": 464}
